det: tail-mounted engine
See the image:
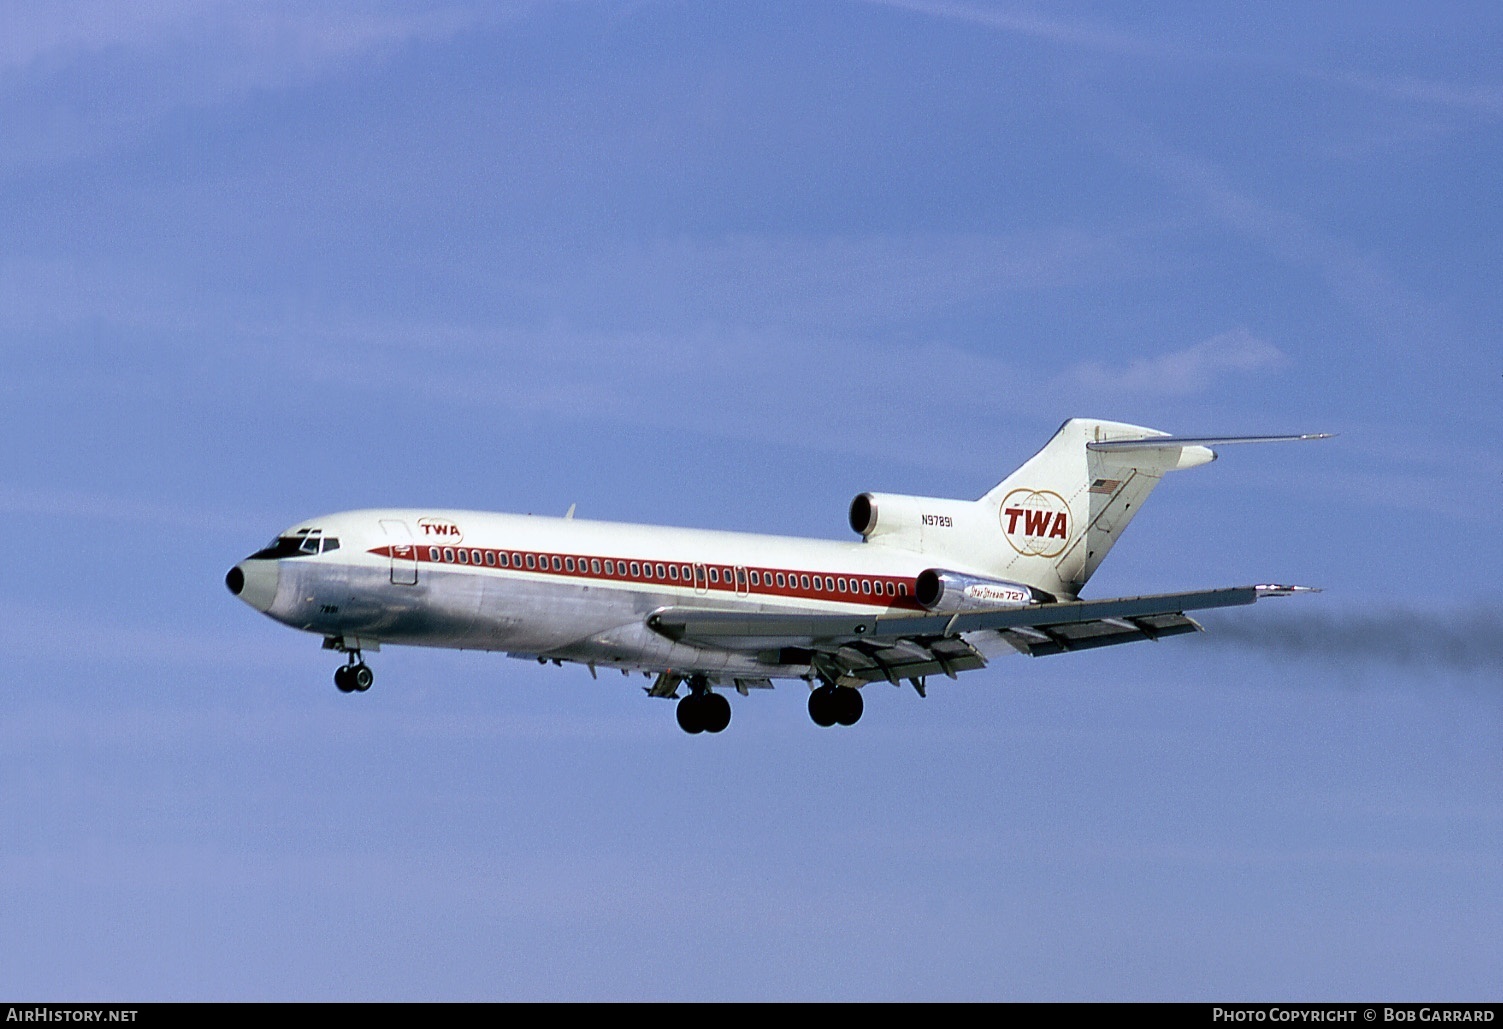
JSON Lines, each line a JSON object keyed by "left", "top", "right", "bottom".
{"left": 848, "top": 492, "right": 985, "bottom": 550}
{"left": 914, "top": 569, "right": 1047, "bottom": 613}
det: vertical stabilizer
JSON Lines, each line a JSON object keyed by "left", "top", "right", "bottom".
{"left": 974, "top": 419, "right": 1215, "bottom": 598}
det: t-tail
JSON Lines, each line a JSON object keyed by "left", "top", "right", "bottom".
{"left": 852, "top": 418, "right": 1330, "bottom": 600}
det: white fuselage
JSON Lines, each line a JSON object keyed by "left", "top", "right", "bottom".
{"left": 232, "top": 508, "right": 950, "bottom": 682}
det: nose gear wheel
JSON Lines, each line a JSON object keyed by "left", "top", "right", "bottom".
{"left": 334, "top": 654, "right": 373, "bottom": 693}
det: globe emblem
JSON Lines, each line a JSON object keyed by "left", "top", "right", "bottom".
{"left": 999, "top": 489, "right": 1071, "bottom": 558}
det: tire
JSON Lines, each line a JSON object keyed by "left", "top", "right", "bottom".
{"left": 676, "top": 695, "right": 705, "bottom": 734}
{"left": 334, "top": 665, "right": 355, "bottom": 693}
{"left": 808, "top": 685, "right": 837, "bottom": 727}
{"left": 351, "top": 664, "right": 374, "bottom": 692}
{"left": 834, "top": 686, "right": 863, "bottom": 726}
{"left": 703, "top": 692, "right": 731, "bottom": 733}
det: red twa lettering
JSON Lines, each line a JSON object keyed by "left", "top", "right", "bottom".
{"left": 1005, "top": 508, "right": 1069, "bottom": 539}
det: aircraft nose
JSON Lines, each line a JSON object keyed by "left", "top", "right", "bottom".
{"left": 226, "top": 560, "right": 279, "bottom": 613}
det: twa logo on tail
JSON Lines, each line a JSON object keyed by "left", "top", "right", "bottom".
{"left": 1000, "top": 489, "right": 1071, "bottom": 557}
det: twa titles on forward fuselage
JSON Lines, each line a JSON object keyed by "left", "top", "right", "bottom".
{"left": 226, "top": 418, "right": 1327, "bottom": 734}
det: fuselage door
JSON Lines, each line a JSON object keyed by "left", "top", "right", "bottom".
{"left": 693, "top": 563, "right": 708, "bottom": 595}
{"left": 734, "top": 565, "right": 749, "bottom": 598}
{"left": 380, "top": 519, "right": 419, "bottom": 586}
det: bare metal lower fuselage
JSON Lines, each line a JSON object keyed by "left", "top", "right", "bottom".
{"left": 287, "top": 558, "right": 812, "bottom": 679}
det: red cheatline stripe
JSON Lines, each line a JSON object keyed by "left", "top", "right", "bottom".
{"left": 367, "top": 544, "right": 923, "bottom": 610}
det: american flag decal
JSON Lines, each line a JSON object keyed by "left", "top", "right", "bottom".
{"left": 1089, "top": 478, "right": 1121, "bottom": 495}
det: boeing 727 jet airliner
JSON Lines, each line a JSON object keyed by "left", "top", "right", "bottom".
{"left": 226, "top": 418, "right": 1326, "bottom": 733}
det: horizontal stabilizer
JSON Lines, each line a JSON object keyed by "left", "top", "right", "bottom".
{"left": 1087, "top": 433, "right": 1332, "bottom": 452}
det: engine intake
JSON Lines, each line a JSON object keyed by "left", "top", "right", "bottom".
{"left": 848, "top": 491, "right": 979, "bottom": 545}
{"left": 849, "top": 493, "right": 878, "bottom": 537}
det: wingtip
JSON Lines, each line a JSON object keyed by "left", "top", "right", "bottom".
{"left": 1254, "top": 584, "right": 1322, "bottom": 597}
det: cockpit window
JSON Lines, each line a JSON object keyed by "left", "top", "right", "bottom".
{"left": 251, "top": 537, "right": 311, "bottom": 559}
{"left": 249, "top": 530, "right": 339, "bottom": 559}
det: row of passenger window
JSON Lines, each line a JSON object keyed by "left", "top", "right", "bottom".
{"left": 423, "top": 546, "right": 909, "bottom": 598}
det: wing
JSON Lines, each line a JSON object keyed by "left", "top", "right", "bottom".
{"left": 647, "top": 584, "right": 1315, "bottom": 688}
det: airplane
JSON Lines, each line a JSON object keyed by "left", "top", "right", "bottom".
{"left": 226, "top": 418, "right": 1327, "bottom": 733}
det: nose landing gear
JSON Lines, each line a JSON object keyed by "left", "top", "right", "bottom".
{"left": 334, "top": 655, "right": 374, "bottom": 693}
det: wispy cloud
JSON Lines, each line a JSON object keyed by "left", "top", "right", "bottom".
{"left": 219, "top": 319, "right": 1292, "bottom": 470}
{"left": 1100, "top": 127, "right": 1437, "bottom": 343}
{"left": 0, "top": 219, "right": 1280, "bottom": 473}
{"left": 527, "top": 227, "right": 1159, "bottom": 332}
{"left": 0, "top": 1, "right": 479, "bottom": 77}
{"left": 859, "top": 0, "right": 1196, "bottom": 61}
{"left": 0, "top": 693, "right": 665, "bottom": 749}
{"left": 1062, "top": 329, "right": 1287, "bottom": 397}
{"left": 0, "top": 253, "right": 1292, "bottom": 474}
{"left": 0, "top": 483, "right": 268, "bottom": 537}
{"left": 1314, "top": 70, "right": 1503, "bottom": 117}
{"left": 0, "top": 2, "right": 487, "bottom": 172}
{"left": 0, "top": 223, "right": 1169, "bottom": 338}
{"left": 864, "top": 1, "right": 1503, "bottom": 121}
{"left": 846, "top": 4, "right": 1479, "bottom": 346}
{"left": 0, "top": 597, "right": 291, "bottom": 673}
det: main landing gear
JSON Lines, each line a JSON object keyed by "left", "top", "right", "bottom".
{"left": 808, "top": 684, "right": 863, "bottom": 727}
{"left": 334, "top": 655, "right": 374, "bottom": 694}
{"left": 676, "top": 676, "right": 731, "bottom": 735}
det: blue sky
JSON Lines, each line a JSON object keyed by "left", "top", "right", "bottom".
{"left": 1, "top": 0, "right": 1499, "bottom": 1001}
